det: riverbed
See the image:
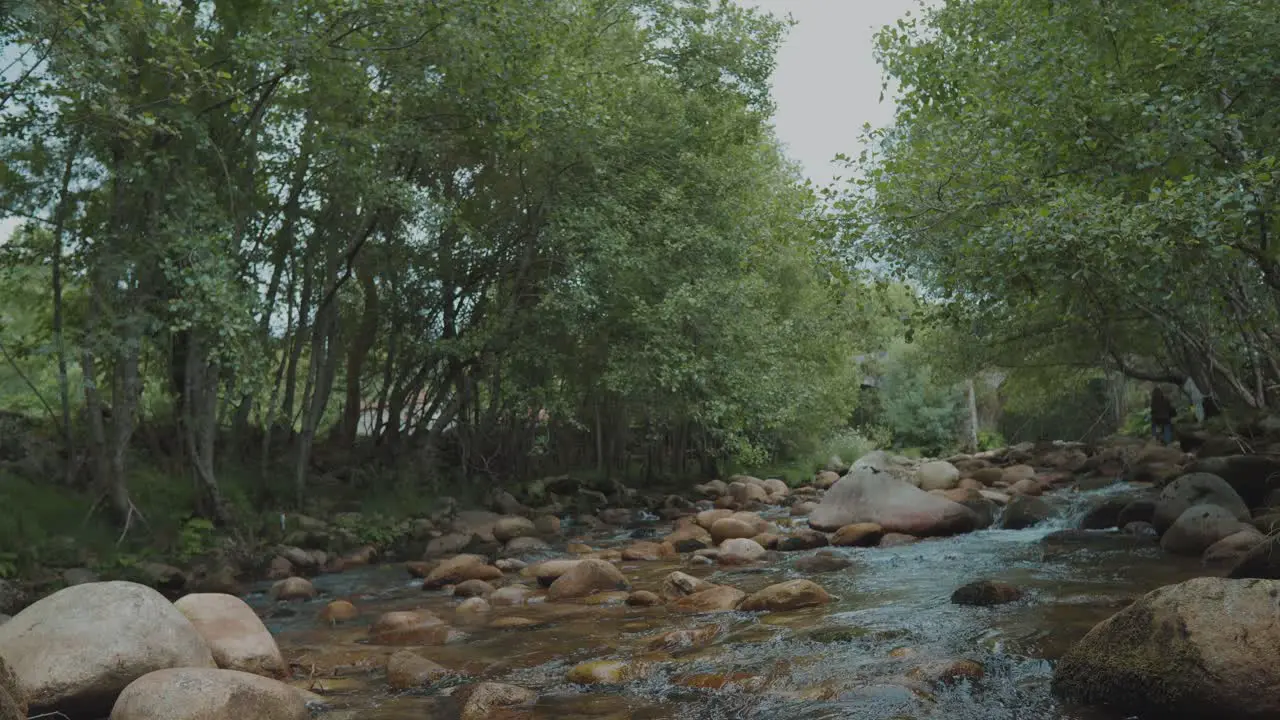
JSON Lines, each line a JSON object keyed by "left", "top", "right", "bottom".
{"left": 245, "top": 483, "right": 1208, "bottom": 719}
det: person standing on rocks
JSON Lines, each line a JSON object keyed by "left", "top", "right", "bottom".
{"left": 1150, "top": 386, "right": 1176, "bottom": 446}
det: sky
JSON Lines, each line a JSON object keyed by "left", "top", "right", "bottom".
{"left": 744, "top": 0, "right": 926, "bottom": 189}
{"left": 0, "top": 0, "right": 924, "bottom": 239}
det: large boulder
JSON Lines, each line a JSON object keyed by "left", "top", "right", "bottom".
{"left": 109, "top": 668, "right": 307, "bottom": 720}
{"left": 0, "top": 581, "right": 215, "bottom": 718}
{"left": 173, "top": 593, "right": 285, "bottom": 678}
{"left": 1052, "top": 577, "right": 1280, "bottom": 718}
{"left": 915, "top": 461, "right": 960, "bottom": 491}
{"left": 1152, "top": 473, "right": 1250, "bottom": 533}
{"left": 1188, "top": 455, "right": 1280, "bottom": 508}
{"left": 1159, "top": 504, "right": 1250, "bottom": 556}
{"left": 808, "top": 466, "right": 980, "bottom": 536}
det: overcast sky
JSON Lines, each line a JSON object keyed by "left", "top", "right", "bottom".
{"left": 0, "top": 0, "right": 923, "bottom": 239}
{"left": 745, "top": 0, "right": 926, "bottom": 189}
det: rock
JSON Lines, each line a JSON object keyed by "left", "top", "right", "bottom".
{"left": 660, "top": 571, "right": 714, "bottom": 601}
{"left": 533, "top": 514, "right": 561, "bottom": 535}
{"left": 808, "top": 465, "right": 980, "bottom": 536}
{"left": 489, "top": 585, "right": 532, "bottom": 606}
{"left": 971, "top": 467, "right": 1004, "bottom": 486}
{"left": 1117, "top": 498, "right": 1157, "bottom": 527}
{"left": 790, "top": 501, "right": 818, "bottom": 516}
{"left": 728, "top": 481, "right": 769, "bottom": 505}
{"left": 492, "top": 516, "right": 537, "bottom": 543}
{"left": 566, "top": 660, "right": 646, "bottom": 685}
{"left": 646, "top": 625, "right": 720, "bottom": 651}
{"left": 916, "top": 461, "right": 960, "bottom": 491}
{"left": 832, "top": 522, "right": 884, "bottom": 547}
{"left": 173, "top": 594, "right": 285, "bottom": 678}
{"left": 1, "top": 654, "right": 24, "bottom": 719}
{"left": 453, "top": 682, "right": 537, "bottom": 720}
{"left": 814, "top": 471, "right": 840, "bottom": 489}
{"left": 717, "top": 538, "right": 766, "bottom": 563}
{"left": 319, "top": 600, "right": 358, "bottom": 624}
{"left": 697, "top": 479, "right": 729, "bottom": 497}
{"left": 621, "top": 541, "right": 674, "bottom": 561}
{"left": 503, "top": 536, "right": 551, "bottom": 555}
{"left": 1080, "top": 498, "right": 1130, "bottom": 530}
{"left": 456, "top": 597, "right": 490, "bottom": 614}
{"left": 1123, "top": 521, "right": 1158, "bottom": 537}
{"left": 546, "top": 559, "right": 629, "bottom": 600}
{"left": 777, "top": 530, "right": 829, "bottom": 552}
{"left": 1052, "top": 577, "right": 1280, "bottom": 718}
{"left": 1160, "top": 504, "right": 1250, "bottom": 556}
{"left": 696, "top": 508, "right": 734, "bottom": 530}
{"left": 1152, "top": 473, "right": 1250, "bottom": 533}
{"left": 525, "top": 559, "right": 582, "bottom": 586}
{"left": 1001, "top": 465, "right": 1036, "bottom": 484}
{"left": 763, "top": 478, "right": 789, "bottom": 496}
{"left": 738, "top": 580, "right": 832, "bottom": 612}
{"left": 1188, "top": 455, "right": 1280, "bottom": 508}
{"left": 1010, "top": 477, "right": 1043, "bottom": 496}
{"left": 495, "top": 558, "right": 527, "bottom": 571}
{"left": 135, "top": 561, "right": 188, "bottom": 593}
{"left": 451, "top": 510, "right": 502, "bottom": 543}
{"left": 453, "top": 579, "right": 495, "bottom": 598}
{"left": 1228, "top": 533, "right": 1280, "bottom": 579}
{"left": 0, "top": 581, "right": 215, "bottom": 718}
{"left": 269, "top": 577, "right": 316, "bottom": 602}
{"left": 794, "top": 551, "right": 853, "bottom": 573}
{"left": 368, "top": 610, "right": 453, "bottom": 645}
{"left": 424, "top": 532, "right": 476, "bottom": 558}
{"left": 950, "top": 580, "right": 1023, "bottom": 606}
{"left": 879, "top": 533, "right": 918, "bottom": 547}
{"left": 109, "top": 668, "right": 306, "bottom": 720}
{"left": 386, "top": 650, "right": 451, "bottom": 689}
{"left": 1202, "top": 529, "right": 1266, "bottom": 565}
{"left": 626, "top": 590, "right": 662, "bottom": 607}
{"left": 999, "top": 495, "right": 1053, "bottom": 530}
{"left": 709, "top": 517, "right": 758, "bottom": 543}
{"left": 670, "top": 585, "right": 747, "bottom": 613}
{"left": 424, "top": 555, "right": 503, "bottom": 589}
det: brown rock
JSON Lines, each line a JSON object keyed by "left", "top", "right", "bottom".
{"left": 368, "top": 610, "right": 453, "bottom": 645}
{"left": 696, "top": 509, "right": 734, "bottom": 530}
{"left": 646, "top": 625, "right": 721, "bottom": 651}
{"left": 832, "top": 523, "right": 885, "bottom": 547}
{"left": 808, "top": 466, "right": 979, "bottom": 536}
{"left": 492, "top": 516, "right": 537, "bottom": 543}
{"left": 453, "top": 579, "right": 495, "bottom": 598}
{"left": 777, "top": 530, "right": 829, "bottom": 552}
{"left": 269, "top": 577, "right": 316, "bottom": 602}
{"left": 717, "top": 538, "right": 766, "bottom": 564}
{"left": 319, "top": 600, "right": 358, "bottom": 624}
{"left": 814, "top": 471, "right": 840, "bottom": 489}
{"left": 546, "top": 559, "right": 630, "bottom": 600}
{"left": 456, "top": 597, "right": 490, "bottom": 614}
{"left": 489, "top": 585, "right": 533, "bottom": 606}
{"left": 660, "top": 571, "right": 715, "bottom": 601}
{"left": 453, "top": 682, "right": 537, "bottom": 720}
{"left": 565, "top": 660, "right": 647, "bottom": 685}
{"left": 621, "top": 541, "right": 675, "bottom": 561}
{"left": 950, "top": 580, "right": 1023, "bottom": 606}
{"left": 1202, "top": 529, "right": 1266, "bottom": 566}
{"left": 423, "top": 555, "right": 494, "bottom": 589}
{"left": 879, "top": 533, "right": 919, "bottom": 547}
{"left": 709, "top": 517, "right": 757, "bottom": 543}
{"left": 738, "top": 580, "right": 832, "bottom": 612}
{"left": 670, "top": 585, "right": 747, "bottom": 613}
{"left": 524, "top": 559, "right": 582, "bottom": 586}
{"left": 794, "top": 551, "right": 853, "bottom": 573}
{"left": 266, "top": 556, "right": 293, "bottom": 581}
{"left": 533, "top": 515, "right": 561, "bottom": 535}
{"left": 626, "top": 590, "right": 662, "bottom": 607}
{"left": 385, "top": 650, "right": 451, "bottom": 689}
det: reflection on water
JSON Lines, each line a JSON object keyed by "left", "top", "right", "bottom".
{"left": 247, "top": 483, "right": 1212, "bottom": 719}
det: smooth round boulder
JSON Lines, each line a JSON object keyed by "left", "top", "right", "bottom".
{"left": 0, "top": 581, "right": 215, "bottom": 718}
{"left": 808, "top": 466, "right": 979, "bottom": 536}
{"left": 832, "top": 522, "right": 884, "bottom": 547}
{"left": 488, "top": 585, "right": 533, "bottom": 606}
{"left": 1152, "top": 473, "right": 1250, "bottom": 534}
{"left": 916, "top": 461, "right": 960, "bottom": 491}
{"left": 368, "top": 610, "right": 452, "bottom": 645}
{"left": 1001, "top": 465, "right": 1036, "bottom": 484}
{"left": 626, "top": 590, "right": 662, "bottom": 607}
{"left": 173, "top": 593, "right": 285, "bottom": 678}
{"left": 660, "top": 571, "right": 714, "bottom": 601}
{"left": 738, "top": 580, "right": 832, "bottom": 612}
{"left": 717, "top": 538, "right": 766, "bottom": 563}
{"left": 109, "top": 668, "right": 306, "bottom": 720}
{"left": 710, "top": 517, "right": 757, "bottom": 544}
{"left": 1160, "top": 504, "right": 1249, "bottom": 556}
{"left": 319, "top": 600, "right": 358, "bottom": 624}
{"left": 794, "top": 551, "right": 853, "bottom": 573}
{"left": 1052, "top": 577, "right": 1280, "bottom": 718}
{"left": 695, "top": 509, "right": 734, "bottom": 530}
{"left": 269, "top": 576, "right": 316, "bottom": 602}
{"left": 453, "top": 579, "right": 495, "bottom": 598}
{"left": 670, "top": 585, "right": 747, "bottom": 613}
{"left": 1202, "top": 529, "right": 1266, "bottom": 566}
{"left": 546, "top": 559, "right": 630, "bottom": 600}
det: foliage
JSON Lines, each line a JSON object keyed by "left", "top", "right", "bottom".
{"left": 0, "top": 0, "right": 902, "bottom": 540}
{"left": 874, "top": 337, "right": 965, "bottom": 453}
{"left": 842, "top": 0, "right": 1280, "bottom": 413}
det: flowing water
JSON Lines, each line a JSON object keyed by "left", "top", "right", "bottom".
{"left": 245, "top": 483, "right": 1211, "bottom": 720}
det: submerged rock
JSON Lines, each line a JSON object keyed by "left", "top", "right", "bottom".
{"left": 452, "top": 682, "right": 537, "bottom": 720}
{"left": 738, "top": 580, "right": 832, "bottom": 612}
{"left": 950, "top": 580, "right": 1023, "bottom": 606}
{"left": 546, "top": 559, "right": 629, "bottom": 600}
{"left": 794, "top": 551, "right": 853, "bottom": 573}
{"left": 670, "top": 585, "right": 746, "bottom": 613}
{"left": 385, "top": 650, "right": 451, "bottom": 689}
{"left": 999, "top": 495, "right": 1053, "bottom": 530}
{"left": 1053, "top": 577, "right": 1280, "bottom": 718}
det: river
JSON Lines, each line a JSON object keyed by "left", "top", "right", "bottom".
{"left": 244, "top": 482, "right": 1207, "bottom": 719}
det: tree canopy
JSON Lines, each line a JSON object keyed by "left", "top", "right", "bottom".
{"left": 0, "top": 0, "right": 888, "bottom": 526}
{"left": 843, "top": 0, "right": 1280, "bottom": 413}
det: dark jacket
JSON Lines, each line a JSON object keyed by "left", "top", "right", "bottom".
{"left": 1150, "top": 388, "right": 1175, "bottom": 423}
